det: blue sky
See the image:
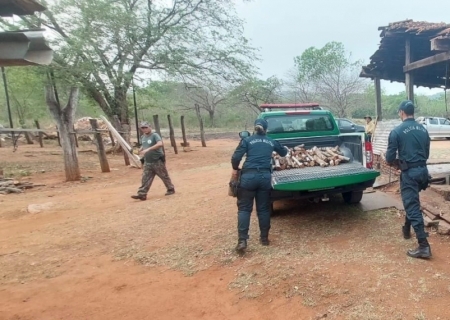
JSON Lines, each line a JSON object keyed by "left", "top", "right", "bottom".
{"left": 235, "top": 0, "right": 449, "bottom": 95}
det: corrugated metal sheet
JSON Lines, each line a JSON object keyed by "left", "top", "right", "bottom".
{"left": 372, "top": 120, "right": 402, "bottom": 155}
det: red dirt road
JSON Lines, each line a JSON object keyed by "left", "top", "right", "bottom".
{"left": 1, "top": 139, "right": 450, "bottom": 320}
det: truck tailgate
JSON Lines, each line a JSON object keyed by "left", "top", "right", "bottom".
{"left": 271, "top": 163, "right": 379, "bottom": 191}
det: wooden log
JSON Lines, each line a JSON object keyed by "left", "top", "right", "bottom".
{"left": 291, "top": 156, "right": 304, "bottom": 168}
{"left": 195, "top": 104, "right": 207, "bottom": 147}
{"left": 180, "top": 115, "right": 189, "bottom": 147}
{"left": 101, "top": 115, "right": 141, "bottom": 168}
{"left": 90, "top": 118, "right": 111, "bottom": 173}
{"left": 108, "top": 130, "right": 115, "bottom": 147}
{"left": 167, "top": 115, "right": 178, "bottom": 155}
{"left": 312, "top": 146, "right": 327, "bottom": 160}
{"left": 35, "top": 120, "right": 44, "bottom": 147}
{"left": 5, "top": 187, "right": 22, "bottom": 193}
{"left": 422, "top": 208, "right": 440, "bottom": 221}
{"left": 313, "top": 155, "right": 328, "bottom": 167}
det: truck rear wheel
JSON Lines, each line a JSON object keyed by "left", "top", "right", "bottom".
{"left": 342, "top": 191, "right": 363, "bottom": 204}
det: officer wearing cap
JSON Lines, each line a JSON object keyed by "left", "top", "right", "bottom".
{"left": 131, "top": 121, "right": 175, "bottom": 200}
{"left": 231, "top": 118, "right": 288, "bottom": 253}
{"left": 385, "top": 100, "right": 431, "bottom": 259}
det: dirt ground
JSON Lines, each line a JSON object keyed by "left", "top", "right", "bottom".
{"left": 1, "top": 138, "right": 450, "bottom": 320}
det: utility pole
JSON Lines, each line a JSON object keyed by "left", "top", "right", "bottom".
{"left": 1, "top": 67, "right": 16, "bottom": 149}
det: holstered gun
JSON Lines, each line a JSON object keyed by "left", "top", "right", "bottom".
{"left": 228, "top": 169, "right": 242, "bottom": 197}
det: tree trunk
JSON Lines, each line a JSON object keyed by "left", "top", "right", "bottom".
{"left": 208, "top": 109, "right": 215, "bottom": 127}
{"left": 46, "top": 86, "right": 81, "bottom": 182}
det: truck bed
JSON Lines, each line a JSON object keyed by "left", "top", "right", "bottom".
{"left": 271, "top": 162, "right": 378, "bottom": 192}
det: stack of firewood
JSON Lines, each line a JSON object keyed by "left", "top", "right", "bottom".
{"left": 273, "top": 145, "right": 350, "bottom": 170}
{"left": 0, "top": 178, "right": 41, "bottom": 194}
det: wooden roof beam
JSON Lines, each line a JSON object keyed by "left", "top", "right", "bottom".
{"left": 403, "top": 51, "right": 450, "bottom": 72}
{"left": 431, "top": 37, "right": 450, "bottom": 51}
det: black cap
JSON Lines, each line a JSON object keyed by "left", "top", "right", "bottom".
{"left": 254, "top": 118, "right": 268, "bottom": 131}
{"left": 398, "top": 100, "right": 415, "bottom": 115}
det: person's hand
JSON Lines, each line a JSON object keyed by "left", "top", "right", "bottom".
{"left": 231, "top": 169, "right": 238, "bottom": 177}
{"left": 139, "top": 149, "right": 147, "bottom": 157}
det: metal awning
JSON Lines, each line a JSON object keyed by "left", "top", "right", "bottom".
{"left": 0, "top": 29, "right": 53, "bottom": 66}
{"left": 0, "top": 0, "right": 46, "bottom": 16}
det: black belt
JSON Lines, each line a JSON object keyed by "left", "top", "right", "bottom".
{"left": 241, "top": 168, "right": 271, "bottom": 173}
{"left": 405, "top": 161, "right": 427, "bottom": 169}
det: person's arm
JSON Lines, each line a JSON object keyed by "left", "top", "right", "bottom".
{"left": 140, "top": 134, "right": 163, "bottom": 155}
{"left": 425, "top": 134, "right": 430, "bottom": 160}
{"left": 368, "top": 122, "right": 376, "bottom": 135}
{"left": 231, "top": 139, "right": 247, "bottom": 176}
{"left": 274, "top": 140, "right": 288, "bottom": 157}
{"left": 385, "top": 131, "right": 398, "bottom": 164}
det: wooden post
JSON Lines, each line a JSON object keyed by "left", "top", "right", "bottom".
{"left": 23, "top": 126, "right": 34, "bottom": 145}
{"left": 56, "top": 125, "right": 61, "bottom": 147}
{"left": 167, "top": 115, "right": 178, "bottom": 154}
{"left": 113, "top": 115, "right": 130, "bottom": 166}
{"left": 89, "top": 118, "right": 110, "bottom": 173}
{"left": 195, "top": 104, "right": 206, "bottom": 147}
{"left": 405, "top": 37, "right": 414, "bottom": 101}
{"left": 180, "top": 115, "right": 189, "bottom": 147}
{"left": 374, "top": 77, "right": 382, "bottom": 121}
{"left": 73, "top": 125, "right": 79, "bottom": 148}
{"left": 35, "top": 120, "right": 44, "bottom": 148}
{"left": 108, "top": 130, "right": 115, "bottom": 147}
{"left": 153, "top": 115, "right": 161, "bottom": 136}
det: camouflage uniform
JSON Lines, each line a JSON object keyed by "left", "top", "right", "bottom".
{"left": 138, "top": 160, "right": 174, "bottom": 196}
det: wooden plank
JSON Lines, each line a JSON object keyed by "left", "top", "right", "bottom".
{"left": 89, "top": 119, "right": 110, "bottom": 173}
{"left": 405, "top": 37, "right": 414, "bottom": 101}
{"left": 100, "top": 115, "right": 141, "bottom": 168}
{"left": 431, "top": 38, "right": 450, "bottom": 52}
{"left": 0, "top": 128, "right": 46, "bottom": 133}
{"left": 403, "top": 51, "right": 450, "bottom": 73}
{"left": 374, "top": 77, "right": 382, "bottom": 121}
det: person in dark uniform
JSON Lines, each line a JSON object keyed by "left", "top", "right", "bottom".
{"left": 230, "top": 118, "right": 288, "bottom": 253}
{"left": 385, "top": 100, "right": 431, "bottom": 259}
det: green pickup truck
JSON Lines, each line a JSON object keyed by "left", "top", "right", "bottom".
{"left": 239, "top": 104, "right": 380, "bottom": 212}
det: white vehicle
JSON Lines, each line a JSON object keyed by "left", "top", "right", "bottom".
{"left": 416, "top": 117, "right": 450, "bottom": 139}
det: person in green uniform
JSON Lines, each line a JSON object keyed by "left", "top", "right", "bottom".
{"left": 131, "top": 121, "right": 175, "bottom": 200}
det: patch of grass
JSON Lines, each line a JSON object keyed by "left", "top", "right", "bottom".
{"left": 0, "top": 163, "right": 32, "bottom": 177}
{"left": 414, "top": 312, "right": 427, "bottom": 320}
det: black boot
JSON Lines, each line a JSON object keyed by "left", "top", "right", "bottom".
{"left": 131, "top": 194, "right": 147, "bottom": 201}
{"left": 402, "top": 225, "right": 411, "bottom": 239}
{"left": 260, "top": 237, "right": 270, "bottom": 246}
{"left": 407, "top": 238, "right": 432, "bottom": 259}
{"left": 235, "top": 239, "right": 247, "bottom": 253}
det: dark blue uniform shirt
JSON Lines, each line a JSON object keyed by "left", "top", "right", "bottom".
{"left": 231, "top": 134, "right": 288, "bottom": 171}
{"left": 386, "top": 118, "right": 430, "bottom": 164}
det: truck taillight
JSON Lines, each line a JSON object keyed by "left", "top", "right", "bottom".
{"left": 365, "top": 141, "right": 373, "bottom": 169}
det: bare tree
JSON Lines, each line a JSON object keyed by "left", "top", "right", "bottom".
{"left": 2, "top": 0, "right": 258, "bottom": 137}
{"left": 46, "top": 81, "right": 81, "bottom": 182}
